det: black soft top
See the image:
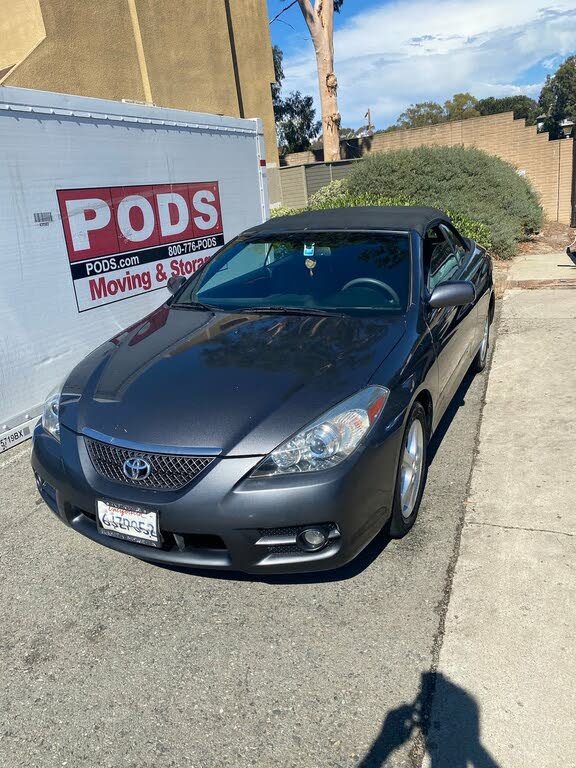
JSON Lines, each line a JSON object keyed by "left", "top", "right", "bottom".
{"left": 243, "top": 206, "right": 450, "bottom": 238}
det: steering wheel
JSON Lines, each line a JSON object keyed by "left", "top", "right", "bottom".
{"left": 340, "top": 278, "right": 401, "bottom": 305}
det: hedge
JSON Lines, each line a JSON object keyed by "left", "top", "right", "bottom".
{"left": 345, "top": 146, "right": 543, "bottom": 258}
{"left": 271, "top": 185, "right": 493, "bottom": 252}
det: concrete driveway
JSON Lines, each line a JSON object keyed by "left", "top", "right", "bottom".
{"left": 0, "top": 338, "right": 491, "bottom": 767}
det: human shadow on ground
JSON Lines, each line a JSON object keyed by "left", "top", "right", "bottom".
{"left": 357, "top": 671, "right": 501, "bottom": 768}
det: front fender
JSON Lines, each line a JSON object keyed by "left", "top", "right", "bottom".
{"left": 370, "top": 322, "right": 439, "bottom": 436}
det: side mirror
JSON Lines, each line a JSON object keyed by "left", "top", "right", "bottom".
{"left": 167, "top": 275, "right": 186, "bottom": 295}
{"left": 429, "top": 280, "right": 475, "bottom": 309}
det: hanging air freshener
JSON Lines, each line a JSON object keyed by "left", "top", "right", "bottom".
{"left": 303, "top": 243, "right": 316, "bottom": 276}
{"left": 305, "top": 258, "right": 317, "bottom": 276}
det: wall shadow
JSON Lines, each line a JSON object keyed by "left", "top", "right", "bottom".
{"left": 358, "top": 671, "right": 501, "bottom": 768}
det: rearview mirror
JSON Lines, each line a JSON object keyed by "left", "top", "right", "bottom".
{"left": 429, "top": 280, "right": 475, "bottom": 309}
{"left": 167, "top": 275, "right": 186, "bottom": 295}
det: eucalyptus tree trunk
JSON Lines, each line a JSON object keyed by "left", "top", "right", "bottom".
{"left": 297, "top": 0, "right": 341, "bottom": 161}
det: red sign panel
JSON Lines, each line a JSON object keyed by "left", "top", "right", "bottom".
{"left": 57, "top": 182, "right": 224, "bottom": 312}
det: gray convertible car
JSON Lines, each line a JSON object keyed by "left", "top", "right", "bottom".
{"left": 32, "top": 207, "right": 494, "bottom": 574}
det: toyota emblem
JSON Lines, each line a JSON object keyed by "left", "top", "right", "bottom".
{"left": 123, "top": 456, "right": 152, "bottom": 481}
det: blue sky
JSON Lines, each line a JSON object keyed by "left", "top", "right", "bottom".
{"left": 267, "top": 0, "right": 576, "bottom": 129}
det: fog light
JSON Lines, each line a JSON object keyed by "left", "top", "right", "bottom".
{"left": 297, "top": 527, "right": 328, "bottom": 552}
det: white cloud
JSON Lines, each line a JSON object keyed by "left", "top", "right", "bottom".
{"left": 281, "top": 0, "right": 576, "bottom": 127}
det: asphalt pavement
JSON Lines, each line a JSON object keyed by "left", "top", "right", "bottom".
{"left": 0, "top": 338, "right": 492, "bottom": 768}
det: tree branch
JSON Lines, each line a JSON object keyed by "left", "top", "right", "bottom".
{"left": 269, "top": 0, "right": 298, "bottom": 24}
{"left": 297, "top": 0, "right": 319, "bottom": 33}
{"left": 276, "top": 17, "right": 298, "bottom": 32}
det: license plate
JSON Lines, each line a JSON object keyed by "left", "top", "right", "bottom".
{"left": 96, "top": 500, "right": 160, "bottom": 548}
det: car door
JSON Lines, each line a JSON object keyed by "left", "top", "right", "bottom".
{"left": 423, "top": 224, "right": 475, "bottom": 410}
{"left": 445, "top": 224, "right": 491, "bottom": 354}
{"left": 439, "top": 223, "right": 480, "bottom": 362}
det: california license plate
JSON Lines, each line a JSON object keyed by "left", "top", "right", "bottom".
{"left": 96, "top": 500, "right": 160, "bottom": 548}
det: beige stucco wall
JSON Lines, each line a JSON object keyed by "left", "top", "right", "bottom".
{"left": 282, "top": 113, "right": 574, "bottom": 224}
{"left": 228, "top": 0, "right": 277, "bottom": 168}
{"left": 136, "top": 0, "right": 238, "bottom": 116}
{"left": 1, "top": 0, "right": 147, "bottom": 101}
{"left": 135, "top": 0, "right": 278, "bottom": 164}
{"left": 0, "top": 0, "right": 45, "bottom": 73}
{"left": 0, "top": 0, "right": 278, "bottom": 163}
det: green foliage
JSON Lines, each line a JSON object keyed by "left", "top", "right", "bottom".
{"left": 445, "top": 211, "right": 492, "bottom": 250}
{"left": 539, "top": 55, "right": 576, "bottom": 139}
{"left": 270, "top": 206, "right": 304, "bottom": 219}
{"left": 393, "top": 93, "right": 480, "bottom": 131}
{"left": 477, "top": 95, "right": 539, "bottom": 124}
{"left": 276, "top": 91, "right": 322, "bottom": 154}
{"left": 271, "top": 45, "right": 284, "bottom": 119}
{"left": 397, "top": 102, "right": 445, "bottom": 129}
{"left": 387, "top": 92, "right": 540, "bottom": 133}
{"left": 272, "top": 46, "right": 321, "bottom": 154}
{"left": 346, "top": 145, "right": 542, "bottom": 258}
{"left": 271, "top": 183, "right": 493, "bottom": 252}
{"left": 444, "top": 92, "right": 480, "bottom": 121}
{"left": 375, "top": 125, "right": 401, "bottom": 134}
{"left": 308, "top": 178, "right": 349, "bottom": 206}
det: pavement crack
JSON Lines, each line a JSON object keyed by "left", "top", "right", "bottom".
{"left": 466, "top": 520, "right": 575, "bottom": 538}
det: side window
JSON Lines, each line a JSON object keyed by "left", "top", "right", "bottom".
{"left": 266, "top": 242, "right": 290, "bottom": 265}
{"left": 440, "top": 224, "right": 466, "bottom": 260}
{"left": 423, "top": 225, "right": 460, "bottom": 291}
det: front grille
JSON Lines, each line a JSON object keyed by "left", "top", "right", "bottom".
{"left": 258, "top": 526, "right": 300, "bottom": 537}
{"left": 265, "top": 543, "right": 301, "bottom": 555}
{"left": 85, "top": 437, "right": 214, "bottom": 491}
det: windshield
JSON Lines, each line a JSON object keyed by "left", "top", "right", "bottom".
{"left": 173, "top": 231, "right": 411, "bottom": 315}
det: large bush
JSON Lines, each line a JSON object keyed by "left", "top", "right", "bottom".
{"left": 271, "top": 184, "right": 493, "bottom": 252}
{"left": 345, "top": 146, "right": 543, "bottom": 258}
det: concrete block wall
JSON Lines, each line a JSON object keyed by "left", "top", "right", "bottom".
{"left": 283, "top": 149, "right": 318, "bottom": 166}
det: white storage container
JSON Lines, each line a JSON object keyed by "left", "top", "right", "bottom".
{"left": 0, "top": 86, "right": 269, "bottom": 451}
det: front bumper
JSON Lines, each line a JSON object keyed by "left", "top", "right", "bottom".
{"left": 31, "top": 420, "right": 403, "bottom": 574}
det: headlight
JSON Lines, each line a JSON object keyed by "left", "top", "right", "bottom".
{"left": 252, "top": 385, "right": 389, "bottom": 476}
{"left": 42, "top": 386, "right": 62, "bottom": 441}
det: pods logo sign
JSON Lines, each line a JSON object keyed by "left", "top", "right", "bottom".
{"left": 57, "top": 182, "right": 224, "bottom": 312}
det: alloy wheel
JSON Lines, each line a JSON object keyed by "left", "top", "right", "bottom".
{"left": 400, "top": 419, "right": 425, "bottom": 519}
{"left": 479, "top": 317, "right": 490, "bottom": 364}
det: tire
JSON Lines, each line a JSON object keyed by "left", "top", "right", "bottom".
{"left": 471, "top": 311, "right": 490, "bottom": 373}
{"left": 388, "top": 401, "right": 428, "bottom": 539}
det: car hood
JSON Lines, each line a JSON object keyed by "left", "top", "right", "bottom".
{"left": 61, "top": 305, "right": 406, "bottom": 456}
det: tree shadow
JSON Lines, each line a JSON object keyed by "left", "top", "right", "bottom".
{"left": 358, "top": 671, "right": 501, "bottom": 768}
